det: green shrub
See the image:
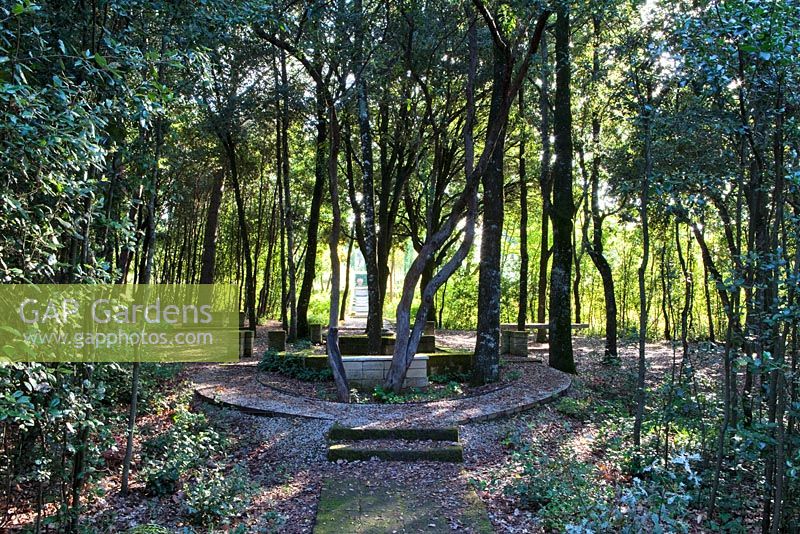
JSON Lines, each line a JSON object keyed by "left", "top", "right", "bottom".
{"left": 141, "top": 409, "right": 227, "bottom": 495}
{"left": 565, "top": 452, "right": 699, "bottom": 533}
{"left": 369, "top": 382, "right": 465, "bottom": 404}
{"left": 258, "top": 349, "right": 332, "bottom": 382}
{"left": 555, "top": 397, "right": 592, "bottom": 421}
{"left": 371, "top": 385, "right": 405, "bottom": 404}
{"left": 506, "top": 447, "right": 612, "bottom": 531}
{"left": 429, "top": 370, "right": 472, "bottom": 384}
{"left": 184, "top": 465, "right": 255, "bottom": 527}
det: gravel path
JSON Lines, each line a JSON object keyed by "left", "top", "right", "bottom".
{"left": 191, "top": 356, "right": 571, "bottom": 428}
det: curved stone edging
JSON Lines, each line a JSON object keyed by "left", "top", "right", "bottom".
{"left": 191, "top": 362, "right": 571, "bottom": 427}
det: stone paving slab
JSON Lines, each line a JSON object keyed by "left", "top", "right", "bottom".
{"left": 313, "top": 476, "right": 492, "bottom": 534}
{"left": 192, "top": 359, "right": 570, "bottom": 428}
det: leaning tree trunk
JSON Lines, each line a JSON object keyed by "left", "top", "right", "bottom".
{"left": 296, "top": 77, "right": 327, "bottom": 339}
{"left": 225, "top": 133, "right": 257, "bottom": 333}
{"left": 547, "top": 4, "right": 575, "bottom": 374}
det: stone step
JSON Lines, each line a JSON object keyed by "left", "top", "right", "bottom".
{"left": 327, "top": 442, "right": 463, "bottom": 463}
{"left": 327, "top": 424, "right": 459, "bottom": 441}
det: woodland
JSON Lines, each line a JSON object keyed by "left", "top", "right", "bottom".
{"left": 0, "top": 0, "right": 798, "bottom": 532}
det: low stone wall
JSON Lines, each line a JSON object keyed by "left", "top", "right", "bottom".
{"left": 425, "top": 351, "right": 473, "bottom": 375}
{"left": 342, "top": 355, "right": 429, "bottom": 390}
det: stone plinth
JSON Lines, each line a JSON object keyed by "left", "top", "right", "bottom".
{"left": 342, "top": 355, "right": 429, "bottom": 390}
{"left": 500, "top": 324, "right": 516, "bottom": 354}
{"left": 509, "top": 330, "right": 529, "bottom": 356}
{"left": 424, "top": 321, "right": 436, "bottom": 336}
{"left": 267, "top": 330, "right": 287, "bottom": 352}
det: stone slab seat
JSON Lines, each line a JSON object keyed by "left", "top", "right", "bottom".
{"left": 338, "top": 334, "right": 436, "bottom": 355}
{"left": 500, "top": 322, "right": 589, "bottom": 331}
{"left": 276, "top": 351, "right": 473, "bottom": 377}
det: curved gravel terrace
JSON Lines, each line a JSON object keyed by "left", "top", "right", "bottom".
{"left": 192, "top": 359, "right": 571, "bottom": 428}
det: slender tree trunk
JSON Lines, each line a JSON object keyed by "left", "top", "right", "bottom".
{"left": 584, "top": 14, "right": 617, "bottom": 360}
{"left": 280, "top": 51, "right": 298, "bottom": 341}
{"left": 353, "top": 0, "right": 382, "bottom": 352}
{"left": 258, "top": 192, "right": 277, "bottom": 318}
{"left": 633, "top": 82, "right": 653, "bottom": 452}
{"left": 199, "top": 169, "right": 224, "bottom": 284}
{"left": 224, "top": 133, "right": 256, "bottom": 333}
{"left": 296, "top": 79, "right": 328, "bottom": 339}
{"left": 340, "top": 233, "right": 354, "bottom": 321}
{"left": 547, "top": 5, "right": 575, "bottom": 374}
{"left": 517, "top": 85, "right": 529, "bottom": 331}
{"left": 277, "top": 125, "right": 288, "bottom": 333}
{"left": 122, "top": 111, "right": 162, "bottom": 495}
{"left": 535, "top": 32, "right": 552, "bottom": 343}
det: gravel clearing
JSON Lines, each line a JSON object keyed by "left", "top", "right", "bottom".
{"left": 191, "top": 328, "right": 571, "bottom": 428}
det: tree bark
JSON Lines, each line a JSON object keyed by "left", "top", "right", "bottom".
{"left": 535, "top": 32, "right": 552, "bottom": 343}
{"left": 353, "top": 0, "right": 383, "bottom": 353}
{"left": 547, "top": 4, "right": 575, "bottom": 374}
{"left": 199, "top": 169, "right": 224, "bottom": 284}
{"left": 473, "top": 25, "right": 510, "bottom": 384}
{"left": 280, "top": 51, "right": 298, "bottom": 341}
{"left": 296, "top": 77, "right": 327, "bottom": 339}
{"left": 583, "top": 14, "right": 618, "bottom": 361}
{"left": 632, "top": 81, "right": 653, "bottom": 452}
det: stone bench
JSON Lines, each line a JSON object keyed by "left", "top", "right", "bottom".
{"left": 342, "top": 355, "right": 428, "bottom": 390}
{"left": 338, "top": 334, "right": 435, "bottom": 355}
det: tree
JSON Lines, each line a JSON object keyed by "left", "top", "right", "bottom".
{"left": 547, "top": 1, "right": 575, "bottom": 374}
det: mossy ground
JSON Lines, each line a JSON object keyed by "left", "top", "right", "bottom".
{"left": 314, "top": 476, "right": 492, "bottom": 534}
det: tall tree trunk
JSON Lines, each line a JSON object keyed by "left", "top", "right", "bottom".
{"left": 258, "top": 192, "right": 277, "bottom": 318}
{"left": 280, "top": 51, "right": 298, "bottom": 341}
{"left": 353, "top": 0, "right": 382, "bottom": 352}
{"left": 584, "top": 14, "right": 618, "bottom": 361}
{"left": 277, "top": 121, "right": 288, "bottom": 333}
{"left": 473, "top": 33, "right": 509, "bottom": 384}
{"left": 224, "top": 133, "right": 256, "bottom": 333}
{"left": 296, "top": 79, "right": 327, "bottom": 339}
{"left": 121, "top": 110, "right": 162, "bottom": 495}
{"left": 547, "top": 5, "right": 575, "bottom": 374}
{"left": 517, "top": 85, "right": 529, "bottom": 331}
{"left": 535, "top": 32, "right": 552, "bottom": 343}
{"left": 199, "top": 169, "right": 224, "bottom": 284}
{"left": 633, "top": 82, "right": 653, "bottom": 452}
